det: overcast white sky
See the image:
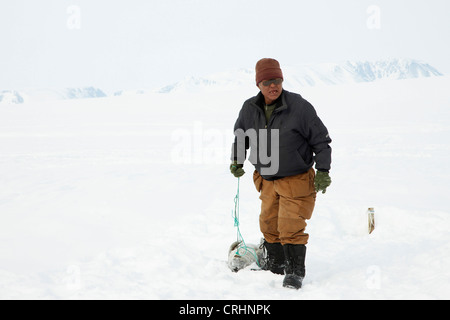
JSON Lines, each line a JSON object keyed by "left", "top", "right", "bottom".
{"left": 1, "top": 0, "right": 449, "bottom": 93}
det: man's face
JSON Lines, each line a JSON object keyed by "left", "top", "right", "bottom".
{"left": 258, "top": 78, "right": 283, "bottom": 104}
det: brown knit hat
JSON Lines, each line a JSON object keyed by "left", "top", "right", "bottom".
{"left": 255, "top": 58, "right": 283, "bottom": 86}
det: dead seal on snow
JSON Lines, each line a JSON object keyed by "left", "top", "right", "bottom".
{"left": 227, "top": 239, "right": 266, "bottom": 272}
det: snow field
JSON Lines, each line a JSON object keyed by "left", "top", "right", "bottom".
{"left": 0, "top": 76, "right": 449, "bottom": 299}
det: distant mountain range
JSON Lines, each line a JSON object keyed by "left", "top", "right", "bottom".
{"left": 0, "top": 59, "right": 443, "bottom": 104}
{"left": 0, "top": 87, "right": 106, "bottom": 104}
{"left": 156, "top": 58, "right": 443, "bottom": 93}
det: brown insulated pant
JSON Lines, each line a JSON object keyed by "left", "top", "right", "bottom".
{"left": 253, "top": 169, "right": 316, "bottom": 245}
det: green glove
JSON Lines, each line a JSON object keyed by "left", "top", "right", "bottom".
{"left": 230, "top": 161, "right": 245, "bottom": 178}
{"left": 315, "top": 171, "right": 331, "bottom": 194}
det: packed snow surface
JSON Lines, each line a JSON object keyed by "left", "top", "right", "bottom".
{"left": 0, "top": 75, "right": 449, "bottom": 299}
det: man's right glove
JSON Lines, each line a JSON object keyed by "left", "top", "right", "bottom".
{"left": 230, "top": 161, "right": 245, "bottom": 178}
{"left": 314, "top": 171, "right": 331, "bottom": 194}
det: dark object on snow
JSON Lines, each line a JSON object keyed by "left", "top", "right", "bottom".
{"left": 261, "top": 240, "right": 285, "bottom": 275}
{"left": 283, "top": 244, "right": 307, "bottom": 289}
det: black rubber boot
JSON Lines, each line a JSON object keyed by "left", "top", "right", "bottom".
{"left": 283, "top": 244, "right": 306, "bottom": 289}
{"left": 262, "top": 240, "right": 285, "bottom": 275}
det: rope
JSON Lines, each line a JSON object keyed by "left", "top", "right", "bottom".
{"left": 231, "top": 177, "right": 261, "bottom": 267}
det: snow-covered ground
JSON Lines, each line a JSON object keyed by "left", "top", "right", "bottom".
{"left": 0, "top": 75, "right": 449, "bottom": 299}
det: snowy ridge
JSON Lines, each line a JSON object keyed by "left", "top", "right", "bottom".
{"left": 0, "top": 87, "right": 107, "bottom": 105}
{"left": 157, "top": 58, "right": 443, "bottom": 93}
{"left": 0, "top": 90, "right": 24, "bottom": 104}
{"left": 0, "top": 58, "right": 443, "bottom": 104}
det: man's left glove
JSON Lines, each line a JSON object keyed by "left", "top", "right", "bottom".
{"left": 230, "top": 161, "right": 245, "bottom": 178}
{"left": 315, "top": 171, "right": 331, "bottom": 194}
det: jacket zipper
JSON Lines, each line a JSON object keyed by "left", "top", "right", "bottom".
{"left": 266, "top": 108, "right": 282, "bottom": 129}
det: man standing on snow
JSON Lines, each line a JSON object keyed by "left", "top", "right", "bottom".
{"left": 230, "top": 58, "right": 332, "bottom": 289}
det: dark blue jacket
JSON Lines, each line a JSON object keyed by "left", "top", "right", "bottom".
{"left": 231, "top": 90, "right": 332, "bottom": 181}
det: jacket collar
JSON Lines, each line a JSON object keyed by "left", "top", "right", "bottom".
{"left": 253, "top": 90, "right": 288, "bottom": 112}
